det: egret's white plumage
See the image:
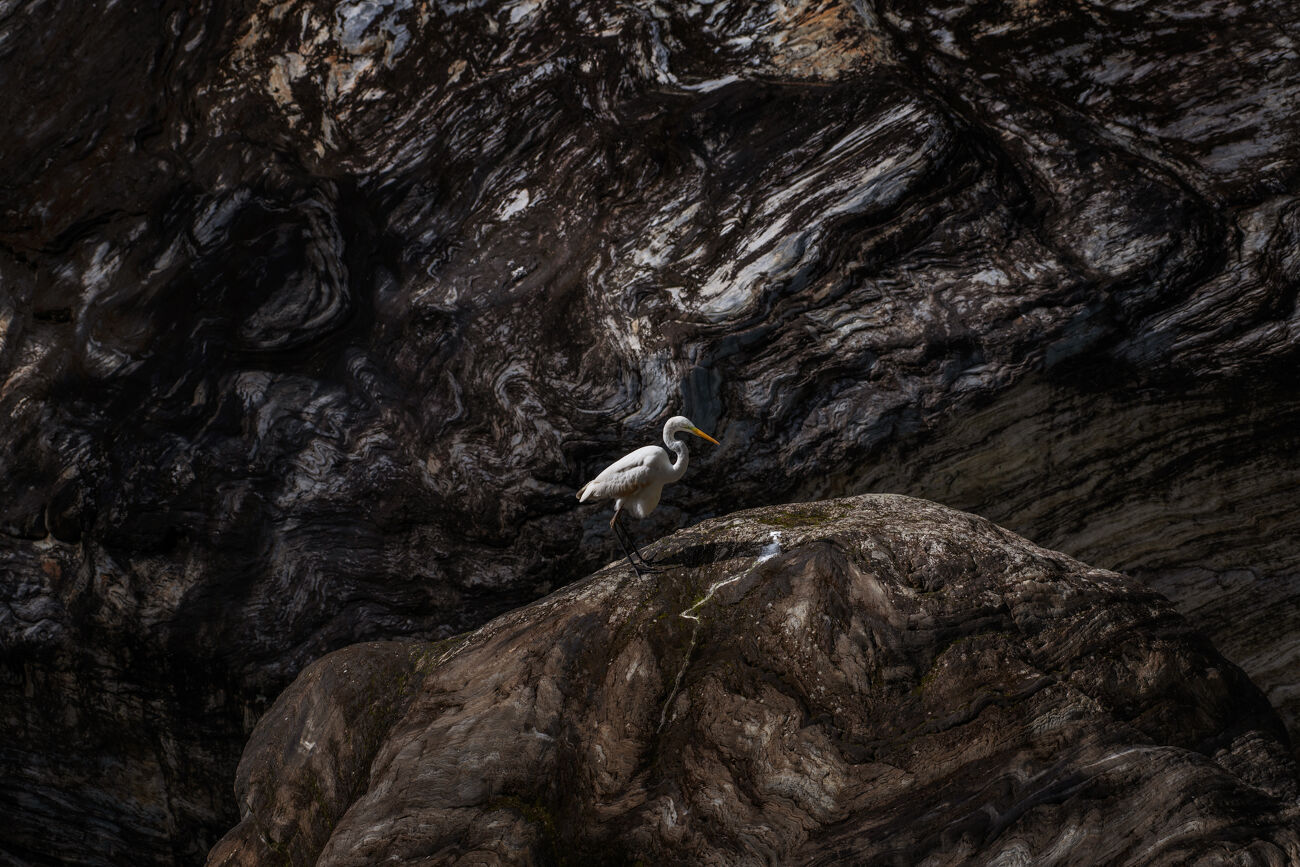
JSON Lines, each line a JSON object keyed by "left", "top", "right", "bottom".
{"left": 577, "top": 415, "right": 719, "bottom": 573}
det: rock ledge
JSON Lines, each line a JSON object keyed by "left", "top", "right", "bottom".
{"left": 210, "top": 495, "right": 1299, "bottom": 865}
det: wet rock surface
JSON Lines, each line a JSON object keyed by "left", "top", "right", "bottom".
{"left": 4, "top": 0, "right": 1300, "bottom": 861}
{"left": 208, "top": 496, "right": 1300, "bottom": 866}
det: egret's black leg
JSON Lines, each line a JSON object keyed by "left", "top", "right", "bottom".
{"left": 616, "top": 513, "right": 657, "bottom": 567}
{"left": 619, "top": 513, "right": 656, "bottom": 565}
{"left": 609, "top": 508, "right": 648, "bottom": 575}
{"left": 610, "top": 509, "right": 658, "bottom": 574}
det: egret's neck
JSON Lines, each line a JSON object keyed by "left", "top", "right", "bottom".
{"left": 664, "top": 434, "right": 689, "bottom": 482}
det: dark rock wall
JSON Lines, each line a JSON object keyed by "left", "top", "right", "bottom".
{"left": 2, "top": 0, "right": 1299, "bottom": 862}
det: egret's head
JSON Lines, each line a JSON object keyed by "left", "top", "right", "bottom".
{"left": 666, "top": 415, "right": 720, "bottom": 445}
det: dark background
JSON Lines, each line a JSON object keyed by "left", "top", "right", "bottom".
{"left": 2, "top": 0, "right": 1299, "bottom": 861}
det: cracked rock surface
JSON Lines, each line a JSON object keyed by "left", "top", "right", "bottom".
{"left": 5, "top": 0, "right": 1300, "bottom": 860}
{"left": 209, "top": 496, "right": 1300, "bottom": 866}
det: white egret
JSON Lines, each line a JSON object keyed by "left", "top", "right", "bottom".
{"left": 576, "top": 415, "right": 720, "bottom": 574}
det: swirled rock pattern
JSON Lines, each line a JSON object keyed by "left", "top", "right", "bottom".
{"left": 208, "top": 496, "right": 1300, "bottom": 866}
{"left": 3, "top": 0, "right": 1300, "bottom": 861}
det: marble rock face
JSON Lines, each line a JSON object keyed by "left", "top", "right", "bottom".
{"left": 208, "top": 496, "right": 1300, "bottom": 866}
{"left": 3, "top": 0, "right": 1300, "bottom": 861}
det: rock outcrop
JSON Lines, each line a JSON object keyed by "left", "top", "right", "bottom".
{"left": 209, "top": 496, "right": 1299, "bottom": 866}
{"left": 5, "top": 0, "right": 1300, "bottom": 860}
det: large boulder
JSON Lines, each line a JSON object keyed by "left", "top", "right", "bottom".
{"left": 209, "top": 496, "right": 1300, "bottom": 865}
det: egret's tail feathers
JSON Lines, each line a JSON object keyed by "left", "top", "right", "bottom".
{"left": 576, "top": 482, "right": 591, "bottom": 501}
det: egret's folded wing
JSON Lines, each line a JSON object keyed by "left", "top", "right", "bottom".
{"left": 579, "top": 463, "right": 653, "bottom": 502}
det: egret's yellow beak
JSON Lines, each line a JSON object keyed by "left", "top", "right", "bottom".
{"left": 690, "top": 427, "right": 720, "bottom": 445}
